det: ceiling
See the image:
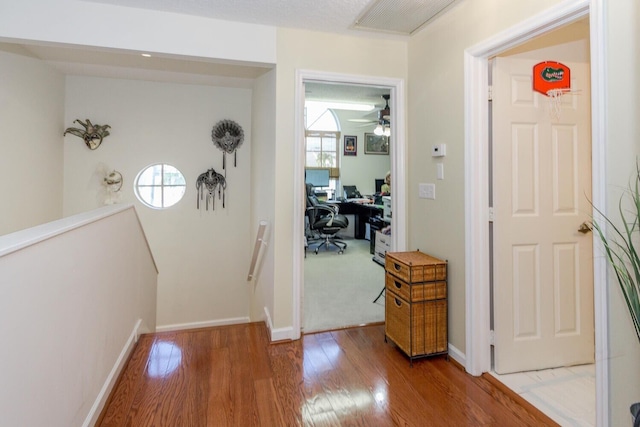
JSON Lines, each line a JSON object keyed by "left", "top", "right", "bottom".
{"left": 305, "top": 82, "right": 390, "bottom": 109}
{"left": 5, "top": 0, "right": 454, "bottom": 111}
{"left": 87, "top": 0, "right": 460, "bottom": 36}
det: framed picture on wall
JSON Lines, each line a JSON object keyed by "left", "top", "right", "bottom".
{"left": 364, "top": 133, "right": 389, "bottom": 155}
{"left": 343, "top": 135, "right": 357, "bottom": 156}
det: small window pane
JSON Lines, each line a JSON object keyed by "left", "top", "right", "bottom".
{"left": 163, "top": 165, "right": 186, "bottom": 185}
{"left": 321, "top": 153, "right": 336, "bottom": 167}
{"left": 306, "top": 153, "right": 320, "bottom": 166}
{"left": 322, "top": 138, "right": 336, "bottom": 151}
{"left": 306, "top": 137, "right": 321, "bottom": 151}
{"left": 135, "top": 163, "right": 186, "bottom": 209}
{"left": 138, "top": 165, "right": 163, "bottom": 185}
{"left": 163, "top": 186, "right": 186, "bottom": 208}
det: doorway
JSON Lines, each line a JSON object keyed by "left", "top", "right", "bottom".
{"left": 464, "top": 1, "right": 607, "bottom": 425}
{"left": 489, "top": 20, "right": 595, "bottom": 426}
{"left": 292, "top": 70, "right": 407, "bottom": 337}
{"left": 303, "top": 81, "right": 391, "bottom": 332}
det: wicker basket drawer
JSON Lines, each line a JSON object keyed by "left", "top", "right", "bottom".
{"left": 385, "top": 273, "right": 412, "bottom": 302}
{"left": 419, "top": 299, "right": 448, "bottom": 355}
{"left": 385, "top": 292, "right": 411, "bottom": 356}
{"left": 385, "top": 251, "right": 447, "bottom": 283}
{"left": 385, "top": 273, "right": 447, "bottom": 302}
{"left": 424, "top": 281, "right": 447, "bottom": 300}
{"left": 386, "top": 291, "right": 448, "bottom": 357}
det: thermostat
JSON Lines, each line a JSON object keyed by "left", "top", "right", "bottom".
{"left": 432, "top": 144, "right": 446, "bottom": 157}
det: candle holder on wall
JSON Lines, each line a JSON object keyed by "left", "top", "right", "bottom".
{"left": 64, "top": 119, "right": 111, "bottom": 150}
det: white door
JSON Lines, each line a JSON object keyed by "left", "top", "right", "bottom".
{"left": 492, "top": 57, "right": 594, "bottom": 374}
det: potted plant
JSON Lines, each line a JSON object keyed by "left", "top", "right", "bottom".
{"left": 592, "top": 165, "right": 640, "bottom": 426}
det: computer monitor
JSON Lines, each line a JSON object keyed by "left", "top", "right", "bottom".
{"left": 305, "top": 168, "right": 330, "bottom": 188}
{"left": 375, "top": 179, "right": 385, "bottom": 193}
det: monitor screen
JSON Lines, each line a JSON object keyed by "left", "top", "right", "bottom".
{"left": 305, "top": 169, "right": 330, "bottom": 187}
{"left": 375, "top": 179, "right": 385, "bottom": 193}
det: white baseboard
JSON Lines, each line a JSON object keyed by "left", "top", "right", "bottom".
{"left": 448, "top": 343, "right": 466, "bottom": 368}
{"left": 82, "top": 318, "right": 142, "bottom": 427}
{"left": 270, "top": 326, "right": 294, "bottom": 341}
{"left": 263, "top": 306, "right": 294, "bottom": 342}
{"left": 155, "top": 316, "right": 251, "bottom": 333}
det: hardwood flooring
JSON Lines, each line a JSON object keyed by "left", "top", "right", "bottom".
{"left": 98, "top": 322, "right": 558, "bottom": 426}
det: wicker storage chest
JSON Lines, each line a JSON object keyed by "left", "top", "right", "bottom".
{"left": 384, "top": 251, "right": 448, "bottom": 364}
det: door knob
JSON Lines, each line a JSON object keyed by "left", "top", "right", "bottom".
{"left": 578, "top": 221, "right": 592, "bottom": 234}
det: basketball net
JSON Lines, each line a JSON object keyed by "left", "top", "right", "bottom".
{"left": 547, "top": 89, "right": 565, "bottom": 121}
{"left": 546, "top": 88, "right": 580, "bottom": 121}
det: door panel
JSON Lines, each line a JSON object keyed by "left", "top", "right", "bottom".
{"left": 492, "top": 57, "right": 593, "bottom": 374}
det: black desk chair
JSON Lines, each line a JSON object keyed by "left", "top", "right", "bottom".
{"left": 306, "top": 184, "right": 349, "bottom": 254}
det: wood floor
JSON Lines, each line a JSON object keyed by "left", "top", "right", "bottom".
{"left": 98, "top": 322, "right": 558, "bottom": 426}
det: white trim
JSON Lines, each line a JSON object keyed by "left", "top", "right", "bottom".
{"left": 293, "top": 69, "right": 407, "bottom": 338}
{"left": 447, "top": 343, "right": 466, "bottom": 368}
{"left": 270, "top": 326, "right": 295, "bottom": 342}
{"left": 0, "top": 203, "right": 132, "bottom": 257}
{"left": 464, "top": 0, "right": 608, "bottom": 425}
{"left": 82, "top": 319, "right": 142, "bottom": 427}
{"left": 589, "top": 1, "right": 609, "bottom": 426}
{"left": 155, "top": 316, "right": 251, "bottom": 333}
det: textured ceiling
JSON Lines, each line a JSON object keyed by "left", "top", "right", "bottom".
{"left": 9, "top": 0, "right": 456, "bottom": 108}
{"left": 87, "top": 0, "right": 459, "bottom": 35}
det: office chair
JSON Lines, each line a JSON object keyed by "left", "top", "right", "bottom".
{"left": 305, "top": 184, "right": 349, "bottom": 254}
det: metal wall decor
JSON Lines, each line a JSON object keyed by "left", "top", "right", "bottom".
{"left": 211, "top": 119, "right": 244, "bottom": 171}
{"left": 196, "top": 168, "right": 227, "bottom": 210}
{"left": 103, "top": 169, "right": 123, "bottom": 205}
{"left": 104, "top": 170, "right": 123, "bottom": 192}
{"left": 64, "top": 119, "right": 111, "bottom": 150}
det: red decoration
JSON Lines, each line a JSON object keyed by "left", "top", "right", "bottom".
{"left": 533, "top": 61, "right": 570, "bottom": 96}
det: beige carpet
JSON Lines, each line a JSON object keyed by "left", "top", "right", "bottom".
{"left": 303, "top": 236, "right": 385, "bottom": 332}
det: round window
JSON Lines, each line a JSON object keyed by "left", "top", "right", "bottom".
{"left": 134, "top": 163, "right": 186, "bottom": 209}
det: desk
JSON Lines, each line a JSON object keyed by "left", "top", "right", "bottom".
{"left": 334, "top": 201, "right": 383, "bottom": 239}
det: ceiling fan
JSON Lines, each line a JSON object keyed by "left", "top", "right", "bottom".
{"left": 349, "top": 94, "right": 391, "bottom": 132}
{"left": 374, "top": 95, "right": 391, "bottom": 137}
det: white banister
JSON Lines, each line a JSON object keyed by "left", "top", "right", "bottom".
{"left": 247, "top": 221, "right": 268, "bottom": 281}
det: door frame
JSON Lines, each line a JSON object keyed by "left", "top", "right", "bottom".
{"left": 292, "top": 69, "right": 408, "bottom": 338}
{"left": 463, "top": 0, "right": 608, "bottom": 424}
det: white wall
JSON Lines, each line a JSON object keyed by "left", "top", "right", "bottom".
{"left": 0, "top": 205, "right": 157, "bottom": 427}
{"left": 0, "top": 0, "right": 275, "bottom": 65}
{"left": 63, "top": 76, "right": 253, "bottom": 329}
{"left": 407, "top": 0, "right": 569, "bottom": 358}
{"left": 272, "top": 28, "right": 408, "bottom": 330}
{"left": 249, "top": 69, "right": 277, "bottom": 329}
{"left": 606, "top": 1, "right": 640, "bottom": 424}
{"left": 0, "top": 44, "right": 64, "bottom": 235}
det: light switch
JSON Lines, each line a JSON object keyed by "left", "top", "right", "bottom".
{"left": 437, "top": 163, "right": 444, "bottom": 180}
{"left": 419, "top": 183, "right": 436, "bottom": 200}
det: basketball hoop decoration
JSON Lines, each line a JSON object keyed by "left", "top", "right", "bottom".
{"left": 211, "top": 119, "right": 244, "bottom": 172}
{"left": 533, "top": 61, "right": 574, "bottom": 120}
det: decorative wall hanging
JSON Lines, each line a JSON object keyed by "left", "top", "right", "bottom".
{"left": 104, "top": 170, "right": 123, "bottom": 192}
{"left": 211, "top": 119, "right": 244, "bottom": 171}
{"left": 63, "top": 119, "right": 111, "bottom": 150}
{"left": 196, "top": 168, "right": 227, "bottom": 210}
{"left": 103, "top": 169, "right": 123, "bottom": 205}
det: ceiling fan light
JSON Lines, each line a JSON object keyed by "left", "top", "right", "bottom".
{"left": 383, "top": 126, "right": 391, "bottom": 137}
{"left": 374, "top": 124, "right": 384, "bottom": 135}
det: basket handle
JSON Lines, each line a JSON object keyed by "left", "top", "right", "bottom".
{"left": 394, "top": 281, "right": 401, "bottom": 289}
{"left": 394, "top": 263, "right": 401, "bottom": 271}
{"left": 394, "top": 298, "right": 402, "bottom": 307}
